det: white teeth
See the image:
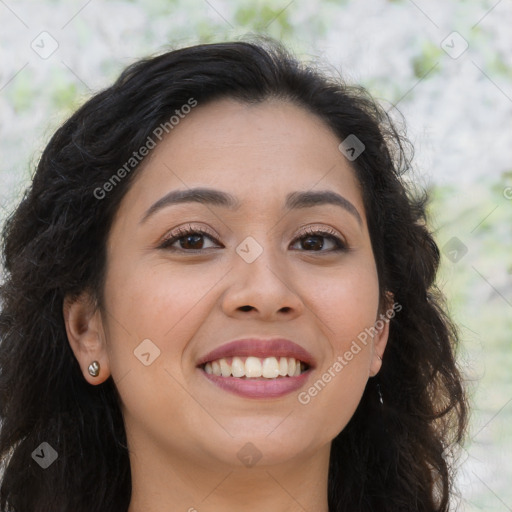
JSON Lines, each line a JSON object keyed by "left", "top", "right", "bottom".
{"left": 211, "top": 360, "right": 221, "bottom": 376}
{"left": 203, "top": 356, "right": 306, "bottom": 378}
{"left": 245, "top": 356, "right": 262, "bottom": 378}
{"left": 219, "top": 358, "right": 231, "bottom": 377}
{"left": 278, "top": 357, "right": 288, "bottom": 376}
{"left": 231, "top": 356, "right": 245, "bottom": 377}
{"left": 262, "top": 357, "right": 280, "bottom": 378}
{"left": 287, "top": 357, "right": 296, "bottom": 377}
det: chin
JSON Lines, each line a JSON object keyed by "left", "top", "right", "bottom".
{"left": 198, "top": 426, "right": 322, "bottom": 469}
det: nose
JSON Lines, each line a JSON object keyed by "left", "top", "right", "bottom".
{"left": 220, "top": 241, "right": 304, "bottom": 321}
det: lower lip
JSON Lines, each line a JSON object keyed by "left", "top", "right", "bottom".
{"left": 200, "top": 369, "right": 311, "bottom": 398}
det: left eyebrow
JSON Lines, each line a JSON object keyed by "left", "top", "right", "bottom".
{"left": 285, "top": 190, "right": 362, "bottom": 226}
{"left": 140, "top": 187, "right": 363, "bottom": 227}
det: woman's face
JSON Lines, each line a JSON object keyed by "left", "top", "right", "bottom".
{"left": 74, "top": 98, "right": 388, "bottom": 470}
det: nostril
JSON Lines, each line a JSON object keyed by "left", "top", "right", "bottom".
{"left": 239, "top": 305, "right": 253, "bottom": 311}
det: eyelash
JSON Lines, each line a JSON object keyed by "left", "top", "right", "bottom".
{"left": 158, "top": 224, "right": 348, "bottom": 253}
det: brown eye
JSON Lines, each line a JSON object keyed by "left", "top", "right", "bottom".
{"left": 290, "top": 228, "right": 347, "bottom": 252}
{"left": 159, "top": 226, "right": 221, "bottom": 251}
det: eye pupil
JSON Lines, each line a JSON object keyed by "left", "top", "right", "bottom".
{"left": 302, "top": 236, "right": 323, "bottom": 251}
{"left": 181, "top": 234, "right": 203, "bottom": 249}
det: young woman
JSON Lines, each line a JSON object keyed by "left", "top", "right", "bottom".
{"left": 0, "top": 38, "right": 467, "bottom": 511}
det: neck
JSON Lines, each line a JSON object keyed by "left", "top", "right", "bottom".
{"left": 127, "top": 435, "right": 331, "bottom": 512}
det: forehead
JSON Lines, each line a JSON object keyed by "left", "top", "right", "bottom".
{"left": 118, "top": 98, "right": 366, "bottom": 221}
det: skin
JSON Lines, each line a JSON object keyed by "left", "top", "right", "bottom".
{"left": 64, "top": 98, "right": 390, "bottom": 512}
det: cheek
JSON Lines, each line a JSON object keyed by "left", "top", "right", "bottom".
{"left": 307, "top": 259, "right": 380, "bottom": 343}
{"left": 297, "top": 330, "right": 374, "bottom": 443}
{"left": 100, "top": 262, "right": 219, "bottom": 438}
{"left": 102, "top": 260, "right": 223, "bottom": 374}
{"left": 295, "top": 263, "right": 378, "bottom": 435}
{"left": 298, "top": 359, "right": 370, "bottom": 443}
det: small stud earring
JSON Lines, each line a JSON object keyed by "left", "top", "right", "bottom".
{"left": 88, "top": 361, "right": 100, "bottom": 377}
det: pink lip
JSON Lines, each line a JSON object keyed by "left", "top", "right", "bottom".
{"left": 196, "top": 338, "right": 316, "bottom": 367}
{"left": 201, "top": 371, "right": 311, "bottom": 399}
{"left": 196, "top": 338, "right": 315, "bottom": 399}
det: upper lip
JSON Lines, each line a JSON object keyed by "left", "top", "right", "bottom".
{"left": 197, "top": 338, "right": 316, "bottom": 368}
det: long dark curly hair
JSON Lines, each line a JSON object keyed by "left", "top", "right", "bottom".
{"left": 0, "top": 37, "right": 467, "bottom": 511}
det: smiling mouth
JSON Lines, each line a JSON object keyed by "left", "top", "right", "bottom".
{"left": 201, "top": 356, "right": 309, "bottom": 379}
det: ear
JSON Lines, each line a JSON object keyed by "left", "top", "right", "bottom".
{"left": 369, "top": 291, "right": 395, "bottom": 377}
{"left": 63, "top": 291, "right": 110, "bottom": 385}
